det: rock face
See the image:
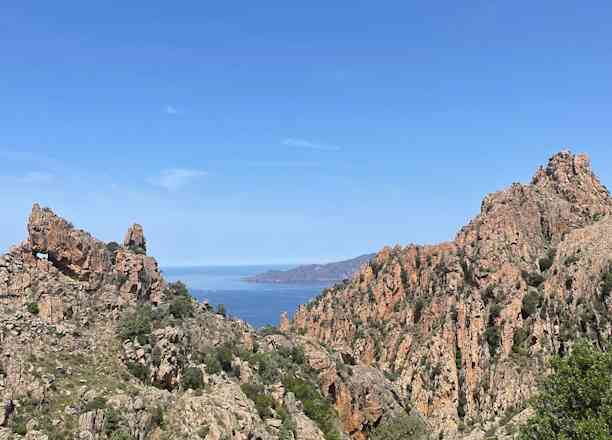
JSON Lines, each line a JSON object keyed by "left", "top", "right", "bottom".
{"left": 26, "top": 204, "right": 165, "bottom": 304}
{"left": 292, "top": 150, "right": 612, "bottom": 437}
{"left": 0, "top": 204, "right": 356, "bottom": 440}
{"left": 124, "top": 224, "right": 147, "bottom": 254}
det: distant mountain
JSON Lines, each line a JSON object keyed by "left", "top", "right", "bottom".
{"left": 245, "top": 253, "right": 375, "bottom": 283}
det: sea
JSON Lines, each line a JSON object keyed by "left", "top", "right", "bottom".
{"left": 162, "top": 265, "right": 331, "bottom": 328}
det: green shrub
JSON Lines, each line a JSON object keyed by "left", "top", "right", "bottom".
{"left": 126, "top": 362, "right": 149, "bottom": 382}
{"left": 110, "top": 432, "right": 133, "bottom": 440}
{"left": 413, "top": 298, "right": 425, "bottom": 324}
{"left": 538, "top": 256, "right": 553, "bottom": 272}
{"left": 104, "top": 407, "right": 122, "bottom": 434}
{"left": 241, "top": 383, "right": 275, "bottom": 418}
{"left": 84, "top": 396, "right": 107, "bottom": 412}
{"left": 601, "top": 266, "right": 612, "bottom": 300}
{"left": 182, "top": 366, "right": 204, "bottom": 390}
{"left": 283, "top": 375, "right": 339, "bottom": 439}
{"left": 521, "top": 271, "right": 545, "bottom": 287}
{"left": 169, "top": 295, "right": 194, "bottom": 319}
{"left": 10, "top": 414, "right": 27, "bottom": 435}
{"left": 370, "top": 414, "right": 430, "bottom": 439}
{"left": 217, "top": 303, "right": 227, "bottom": 317}
{"left": 519, "top": 341, "right": 612, "bottom": 439}
{"left": 217, "top": 344, "right": 234, "bottom": 372}
{"left": 27, "top": 302, "right": 39, "bottom": 315}
{"left": 512, "top": 328, "right": 530, "bottom": 354}
{"left": 521, "top": 290, "right": 542, "bottom": 319}
{"left": 117, "top": 305, "right": 152, "bottom": 345}
{"left": 291, "top": 346, "right": 305, "bottom": 365}
{"left": 167, "top": 280, "right": 190, "bottom": 297}
{"left": 484, "top": 327, "right": 500, "bottom": 357}
{"left": 564, "top": 254, "right": 580, "bottom": 266}
{"left": 205, "top": 353, "right": 222, "bottom": 375}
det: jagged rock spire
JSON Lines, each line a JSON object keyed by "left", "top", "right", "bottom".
{"left": 124, "top": 224, "right": 147, "bottom": 254}
{"left": 532, "top": 150, "right": 611, "bottom": 212}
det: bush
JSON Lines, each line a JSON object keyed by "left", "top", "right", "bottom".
{"left": 283, "top": 375, "right": 340, "bottom": 439}
{"left": 117, "top": 305, "right": 152, "bottom": 345}
{"left": 27, "top": 302, "right": 39, "bottom": 315}
{"left": 217, "top": 303, "right": 227, "bottom": 317}
{"left": 10, "top": 414, "right": 27, "bottom": 435}
{"left": 104, "top": 407, "right": 122, "bottom": 434}
{"left": 205, "top": 353, "right": 222, "bottom": 375}
{"left": 182, "top": 366, "right": 204, "bottom": 390}
{"left": 241, "top": 383, "right": 275, "bottom": 418}
{"left": 106, "top": 241, "right": 121, "bottom": 264}
{"left": 484, "top": 327, "right": 500, "bottom": 357}
{"left": 521, "top": 290, "right": 542, "bottom": 319}
{"left": 167, "top": 280, "right": 190, "bottom": 297}
{"left": 126, "top": 362, "right": 149, "bottom": 382}
{"left": 169, "top": 295, "right": 194, "bottom": 319}
{"left": 538, "top": 256, "right": 553, "bottom": 272}
{"left": 370, "top": 414, "right": 430, "bottom": 440}
{"left": 512, "top": 328, "right": 530, "bottom": 354}
{"left": 521, "top": 271, "right": 545, "bottom": 287}
{"left": 519, "top": 341, "right": 612, "bottom": 439}
{"left": 84, "top": 396, "right": 107, "bottom": 412}
{"left": 601, "top": 266, "right": 612, "bottom": 301}
{"left": 413, "top": 298, "right": 425, "bottom": 324}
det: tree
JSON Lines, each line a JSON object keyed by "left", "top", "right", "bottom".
{"left": 370, "top": 414, "right": 430, "bottom": 440}
{"left": 520, "top": 341, "right": 612, "bottom": 439}
{"left": 217, "top": 303, "right": 227, "bottom": 317}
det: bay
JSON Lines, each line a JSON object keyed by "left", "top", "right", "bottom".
{"left": 162, "top": 265, "right": 331, "bottom": 328}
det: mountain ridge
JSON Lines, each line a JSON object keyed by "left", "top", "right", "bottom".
{"left": 245, "top": 254, "right": 375, "bottom": 284}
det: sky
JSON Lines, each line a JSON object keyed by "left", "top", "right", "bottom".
{"left": 1, "top": 2, "right": 612, "bottom": 266}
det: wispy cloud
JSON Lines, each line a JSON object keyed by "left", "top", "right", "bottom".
{"left": 245, "top": 160, "right": 320, "bottom": 168}
{"left": 18, "top": 171, "right": 56, "bottom": 184}
{"left": 149, "top": 168, "right": 206, "bottom": 191}
{"left": 165, "top": 105, "right": 179, "bottom": 115}
{"left": 282, "top": 138, "right": 341, "bottom": 152}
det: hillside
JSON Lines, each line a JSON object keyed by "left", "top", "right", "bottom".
{"left": 0, "top": 205, "right": 403, "bottom": 440}
{"left": 1, "top": 150, "right": 611, "bottom": 440}
{"left": 291, "top": 150, "right": 612, "bottom": 438}
{"left": 245, "top": 254, "right": 375, "bottom": 284}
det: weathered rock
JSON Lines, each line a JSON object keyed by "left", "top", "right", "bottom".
{"left": 124, "top": 224, "right": 147, "bottom": 254}
{"left": 292, "top": 150, "right": 612, "bottom": 437}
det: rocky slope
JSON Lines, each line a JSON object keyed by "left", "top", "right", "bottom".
{"left": 245, "top": 255, "right": 375, "bottom": 284}
{"left": 291, "top": 150, "right": 612, "bottom": 438}
{"left": 0, "top": 205, "right": 404, "bottom": 440}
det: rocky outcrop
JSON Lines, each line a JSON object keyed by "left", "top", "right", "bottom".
{"left": 124, "top": 224, "right": 147, "bottom": 254}
{"left": 292, "top": 150, "right": 612, "bottom": 437}
{"left": 26, "top": 204, "right": 165, "bottom": 304}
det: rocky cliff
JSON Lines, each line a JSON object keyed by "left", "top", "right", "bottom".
{"left": 0, "top": 205, "right": 403, "bottom": 440}
{"left": 291, "top": 150, "right": 612, "bottom": 438}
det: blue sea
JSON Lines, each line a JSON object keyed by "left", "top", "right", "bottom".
{"left": 162, "top": 265, "right": 330, "bottom": 328}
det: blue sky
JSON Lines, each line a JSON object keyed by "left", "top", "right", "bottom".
{"left": 2, "top": 2, "right": 612, "bottom": 265}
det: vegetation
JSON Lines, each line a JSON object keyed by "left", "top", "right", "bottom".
{"left": 117, "top": 305, "right": 152, "bottom": 345}
{"left": 217, "top": 303, "right": 227, "bottom": 317}
{"left": 166, "top": 281, "right": 195, "bottom": 318}
{"left": 182, "top": 366, "right": 204, "bottom": 390}
{"left": 413, "top": 298, "right": 425, "bottom": 323}
{"left": 521, "top": 270, "right": 545, "bottom": 287}
{"left": 521, "top": 290, "right": 542, "bottom": 319}
{"left": 538, "top": 249, "right": 556, "bottom": 272}
{"left": 241, "top": 383, "right": 276, "bottom": 418}
{"left": 283, "top": 375, "right": 340, "bottom": 440}
{"left": 520, "top": 341, "right": 612, "bottom": 439}
{"left": 601, "top": 265, "right": 612, "bottom": 301}
{"left": 27, "top": 302, "right": 39, "bottom": 315}
{"left": 370, "top": 414, "right": 430, "bottom": 439}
